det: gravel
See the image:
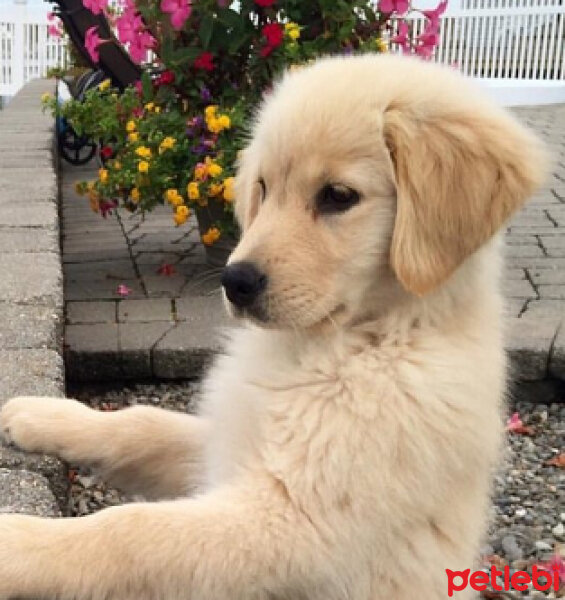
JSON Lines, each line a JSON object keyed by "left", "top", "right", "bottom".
{"left": 67, "top": 382, "right": 565, "bottom": 598}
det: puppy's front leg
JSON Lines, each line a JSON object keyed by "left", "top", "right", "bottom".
{"left": 0, "top": 482, "right": 327, "bottom": 600}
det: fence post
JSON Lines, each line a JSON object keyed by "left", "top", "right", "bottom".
{"left": 11, "top": 5, "right": 25, "bottom": 95}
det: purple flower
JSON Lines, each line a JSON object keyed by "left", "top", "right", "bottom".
{"left": 200, "top": 87, "right": 212, "bottom": 102}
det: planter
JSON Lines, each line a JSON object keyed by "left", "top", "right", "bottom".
{"left": 195, "top": 198, "right": 238, "bottom": 267}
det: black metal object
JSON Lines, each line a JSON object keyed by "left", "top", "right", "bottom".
{"left": 47, "top": 0, "right": 141, "bottom": 91}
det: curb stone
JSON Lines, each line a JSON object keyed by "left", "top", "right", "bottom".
{"left": 0, "top": 80, "right": 68, "bottom": 517}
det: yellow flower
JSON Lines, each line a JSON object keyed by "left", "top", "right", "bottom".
{"left": 285, "top": 22, "right": 300, "bottom": 40}
{"left": 135, "top": 146, "right": 152, "bottom": 159}
{"left": 144, "top": 102, "right": 155, "bottom": 112}
{"left": 112, "top": 160, "right": 122, "bottom": 170}
{"left": 202, "top": 227, "right": 221, "bottom": 246}
{"left": 217, "top": 115, "right": 231, "bottom": 130}
{"left": 98, "top": 78, "right": 111, "bottom": 91}
{"left": 130, "top": 187, "right": 140, "bottom": 203}
{"left": 89, "top": 195, "right": 100, "bottom": 213}
{"left": 138, "top": 161, "right": 149, "bottom": 173}
{"left": 154, "top": 106, "right": 161, "bottom": 114}
{"left": 376, "top": 38, "right": 388, "bottom": 53}
{"left": 203, "top": 156, "right": 222, "bottom": 178}
{"left": 165, "top": 188, "right": 183, "bottom": 206}
{"left": 128, "top": 132, "right": 139, "bottom": 143}
{"left": 194, "top": 163, "right": 208, "bottom": 181}
{"left": 126, "top": 120, "right": 136, "bottom": 132}
{"left": 208, "top": 182, "right": 223, "bottom": 197}
{"left": 187, "top": 181, "right": 200, "bottom": 201}
{"left": 74, "top": 182, "right": 85, "bottom": 195}
{"left": 207, "top": 117, "right": 222, "bottom": 134}
{"left": 98, "top": 168, "right": 108, "bottom": 184}
{"left": 41, "top": 92, "right": 52, "bottom": 103}
{"left": 159, "top": 136, "right": 176, "bottom": 154}
{"left": 174, "top": 205, "right": 190, "bottom": 226}
{"left": 223, "top": 177, "right": 236, "bottom": 202}
{"left": 205, "top": 105, "right": 218, "bottom": 120}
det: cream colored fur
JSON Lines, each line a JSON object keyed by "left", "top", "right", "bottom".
{"left": 0, "top": 54, "right": 546, "bottom": 600}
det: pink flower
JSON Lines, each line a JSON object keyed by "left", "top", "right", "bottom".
{"left": 84, "top": 26, "right": 107, "bottom": 63}
{"left": 260, "top": 22, "right": 283, "bottom": 57}
{"left": 117, "top": 284, "right": 132, "bottom": 297}
{"left": 47, "top": 11, "right": 55, "bottom": 20}
{"left": 255, "top": 0, "right": 276, "bottom": 5}
{"left": 506, "top": 412, "right": 523, "bottom": 431}
{"left": 116, "top": 10, "right": 144, "bottom": 44}
{"left": 82, "top": 0, "right": 108, "bottom": 16}
{"left": 128, "top": 31, "right": 155, "bottom": 63}
{"left": 379, "top": 0, "right": 409, "bottom": 16}
{"left": 421, "top": 0, "right": 448, "bottom": 28}
{"left": 415, "top": 31, "right": 439, "bottom": 58}
{"left": 390, "top": 21, "right": 411, "bottom": 53}
{"left": 48, "top": 24, "right": 63, "bottom": 38}
{"left": 160, "top": 0, "right": 191, "bottom": 30}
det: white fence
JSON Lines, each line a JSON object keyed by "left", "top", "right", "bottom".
{"left": 0, "top": 0, "right": 564, "bottom": 105}
{"left": 408, "top": 0, "right": 565, "bottom": 105}
{"left": 0, "top": 4, "right": 68, "bottom": 99}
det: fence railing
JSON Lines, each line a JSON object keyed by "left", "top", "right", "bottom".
{"left": 0, "top": 4, "right": 68, "bottom": 98}
{"left": 0, "top": 0, "right": 564, "bottom": 104}
{"left": 406, "top": 0, "right": 565, "bottom": 104}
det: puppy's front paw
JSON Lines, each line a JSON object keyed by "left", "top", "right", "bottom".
{"left": 0, "top": 396, "right": 87, "bottom": 455}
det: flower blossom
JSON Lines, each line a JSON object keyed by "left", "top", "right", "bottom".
{"left": 160, "top": 0, "right": 191, "bottom": 30}
{"left": 260, "top": 22, "right": 283, "bottom": 57}
{"left": 84, "top": 26, "right": 107, "bottom": 63}
{"left": 390, "top": 21, "right": 411, "bottom": 54}
{"left": 82, "top": 0, "right": 108, "bottom": 16}
{"left": 255, "top": 0, "right": 276, "bottom": 6}
{"left": 378, "top": 0, "right": 409, "bottom": 15}
{"left": 194, "top": 52, "right": 215, "bottom": 71}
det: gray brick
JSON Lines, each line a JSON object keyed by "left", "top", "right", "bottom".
{"left": 66, "top": 301, "right": 116, "bottom": 324}
{"left": 118, "top": 298, "right": 173, "bottom": 323}
{"left": 0, "top": 228, "right": 58, "bottom": 253}
{"left": 506, "top": 317, "right": 558, "bottom": 381}
{"left": 537, "top": 285, "right": 565, "bottom": 300}
{"left": 0, "top": 253, "right": 62, "bottom": 306}
{"left": 119, "top": 322, "right": 174, "bottom": 378}
{"left": 503, "top": 279, "right": 537, "bottom": 299}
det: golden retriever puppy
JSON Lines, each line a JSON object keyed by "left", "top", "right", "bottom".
{"left": 0, "top": 54, "right": 545, "bottom": 600}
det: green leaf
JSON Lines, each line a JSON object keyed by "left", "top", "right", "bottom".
{"left": 217, "top": 8, "right": 242, "bottom": 31}
{"left": 199, "top": 15, "right": 214, "bottom": 49}
{"left": 141, "top": 71, "right": 153, "bottom": 102}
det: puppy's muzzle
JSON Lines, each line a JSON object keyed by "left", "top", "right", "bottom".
{"left": 221, "top": 262, "right": 267, "bottom": 309}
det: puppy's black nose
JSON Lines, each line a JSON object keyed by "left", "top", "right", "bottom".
{"left": 221, "top": 262, "right": 267, "bottom": 308}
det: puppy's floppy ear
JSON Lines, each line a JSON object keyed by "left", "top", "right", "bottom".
{"left": 234, "top": 148, "right": 260, "bottom": 231}
{"left": 384, "top": 103, "right": 546, "bottom": 296}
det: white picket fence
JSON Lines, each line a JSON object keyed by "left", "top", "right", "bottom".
{"left": 0, "top": 0, "right": 564, "bottom": 105}
{"left": 0, "top": 4, "right": 68, "bottom": 99}
{"left": 407, "top": 0, "right": 565, "bottom": 105}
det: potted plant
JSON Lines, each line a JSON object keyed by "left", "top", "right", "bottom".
{"left": 44, "top": 0, "right": 446, "bottom": 265}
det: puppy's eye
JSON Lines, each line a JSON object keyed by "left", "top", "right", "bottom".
{"left": 317, "top": 184, "right": 360, "bottom": 214}
{"left": 258, "top": 178, "right": 266, "bottom": 203}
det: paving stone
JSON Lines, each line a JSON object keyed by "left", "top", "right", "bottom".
{"left": 118, "top": 298, "right": 173, "bottom": 322}
{"left": 0, "top": 253, "right": 62, "bottom": 306}
{"left": 529, "top": 269, "right": 565, "bottom": 284}
{"left": 0, "top": 303, "right": 61, "bottom": 349}
{"left": 537, "top": 285, "right": 565, "bottom": 299}
{"left": 0, "top": 469, "right": 61, "bottom": 517}
{"left": 65, "top": 323, "right": 121, "bottom": 381}
{"left": 506, "top": 317, "right": 559, "bottom": 381}
{"left": 503, "top": 279, "right": 537, "bottom": 299}
{"left": 522, "top": 299, "right": 565, "bottom": 319}
{"left": 0, "top": 228, "right": 59, "bottom": 253}
{"left": 0, "top": 349, "right": 64, "bottom": 398}
{"left": 142, "top": 274, "right": 187, "bottom": 297}
{"left": 503, "top": 244, "right": 545, "bottom": 258}
{"left": 119, "top": 322, "right": 174, "bottom": 378}
{"left": 66, "top": 301, "right": 117, "bottom": 324}
{"left": 64, "top": 279, "right": 145, "bottom": 301}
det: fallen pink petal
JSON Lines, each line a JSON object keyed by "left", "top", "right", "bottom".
{"left": 117, "top": 284, "right": 132, "bottom": 297}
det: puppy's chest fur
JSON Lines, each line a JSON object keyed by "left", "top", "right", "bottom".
{"left": 200, "top": 324, "right": 504, "bottom": 514}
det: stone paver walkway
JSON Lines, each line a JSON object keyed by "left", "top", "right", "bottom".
{"left": 63, "top": 105, "right": 565, "bottom": 389}
{"left": 62, "top": 163, "right": 229, "bottom": 381}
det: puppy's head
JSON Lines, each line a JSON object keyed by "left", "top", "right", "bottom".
{"left": 223, "top": 55, "right": 545, "bottom": 329}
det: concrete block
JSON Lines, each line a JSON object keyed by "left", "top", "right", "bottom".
{"left": 0, "top": 253, "right": 62, "bottom": 306}
{"left": 66, "top": 301, "right": 116, "bottom": 324}
{"left": 0, "top": 304, "right": 61, "bottom": 349}
{"left": 550, "top": 323, "right": 565, "bottom": 379}
{"left": 0, "top": 469, "right": 61, "bottom": 517}
{"left": 0, "top": 228, "right": 58, "bottom": 253}
{"left": 118, "top": 298, "right": 173, "bottom": 322}
{"left": 119, "top": 322, "right": 174, "bottom": 378}
{"left": 0, "top": 350, "right": 64, "bottom": 399}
